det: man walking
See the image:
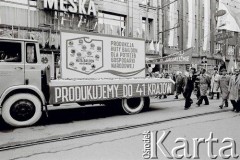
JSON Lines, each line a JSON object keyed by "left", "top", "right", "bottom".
{"left": 196, "top": 68, "right": 211, "bottom": 107}
{"left": 218, "top": 69, "right": 230, "bottom": 109}
{"left": 228, "top": 69, "right": 240, "bottom": 112}
{"left": 210, "top": 68, "right": 220, "bottom": 99}
{"left": 183, "top": 68, "right": 197, "bottom": 110}
{"left": 175, "top": 71, "right": 184, "bottom": 99}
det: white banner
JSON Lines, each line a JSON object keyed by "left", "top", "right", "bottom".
{"left": 203, "top": 0, "right": 210, "bottom": 51}
{"left": 187, "top": 0, "right": 195, "bottom": 48}
{"left": 168, "top": 0, "right": 178, "bottom": 47}
{"left": 61, "top": 32, "right": 145, "bottom": 79}
{"left": 217, "top": 0, "right": 240, "bottom": 32}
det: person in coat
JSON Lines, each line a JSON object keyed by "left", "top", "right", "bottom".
{"left": 175, "top": 71, "right": 184, "bottom": 99}
{"left": 218, "top": 69, "right": 230, "bottom": 109}
{"left": 196, "top": 68, "right": 211, "bottom": 106}
{"left": 210, "top": 68, "right": 220, "bottom": 99}
{"left": 228, "top": 69, "right": 240, "bottom": 112}
{"left": 194, "top": 71, "right": 201, "bottom": 100}
{"left": 183, "top": 68, "right": 197, "bottom": 110}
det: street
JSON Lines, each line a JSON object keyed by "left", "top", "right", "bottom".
{"left": 0, "top": 0, "right": 240, "bottom": 160}
{"left": 1, "top": 96, "right": 239, "bottom": 160}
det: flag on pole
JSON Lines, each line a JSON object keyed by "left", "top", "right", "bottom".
{"left": 121, "top": 27, "right": 125, "bottom": 35}
{"left": 93, "top": 21, "right": 98, "bottom": 30}
{"left": 117, "top": 26, "right": 120, "bottom": 35}
{"left": 86, "top": 20, "right": 89, "bottom": 28}
{"left": 61, "top": 17, "right": 64, "bottom": 26}
{"left": 54, "top": 32, "right": 58, "bottom": 49}
{"left": 78, "top": 16, "right": 82, "bottom": 28}
{"left": 149, "top": 40, "right": 154, "bottom": 51}
{"left": 136, "top": 28, "right": 140, "bottom": 37}
{"left": 100, "top": 23, "right": 105, "bottom": 33}
{"left": 156, "top": 41, "right": 160, "bottom": 52}
{"left": 222, "top": 55, "right": 226, "bottom": 62}
{"left": 227, "top": 56, "right": 235, "bottom": 73}
{"left": 110, "top": 25, "right": 113, "bottom": 34}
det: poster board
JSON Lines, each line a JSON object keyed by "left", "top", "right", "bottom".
{"left": 60, "top": 31, "right": 145, "bottom": 79}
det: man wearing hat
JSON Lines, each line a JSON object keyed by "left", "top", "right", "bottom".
{"left": 218, "top": 68, "right": 230, "bottom": 109}
{"left": 228, "top": 69, "right": 240, "bottom": 112}
{"left": 210, "top": 67, "right": 220, "bottom": 99}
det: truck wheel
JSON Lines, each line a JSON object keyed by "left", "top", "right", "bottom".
{"left": 2, "top": 93, "right": 42, "bottom": 127}
{"left": 121, "top": 97, "right": 149, "bottom": 114}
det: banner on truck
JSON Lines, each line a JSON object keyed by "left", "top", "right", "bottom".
{"left": 61, "top": 32, "right": 146, "bottom": 79}
{"left": 50, "top": 82, "right": 174, "bottom": 104}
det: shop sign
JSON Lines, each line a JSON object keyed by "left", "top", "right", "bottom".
{"left": 44, "top": 0, "right": 96, "bottom": 16}
{"left": 215, "top": 32, "right": 234, "bottom": 42}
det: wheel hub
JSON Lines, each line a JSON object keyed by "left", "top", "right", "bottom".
{"left": 10, "top": 100, "right": 36, "bottom": 122}
{"left": 126, "top": 98, "right": 141, "bottom": 109}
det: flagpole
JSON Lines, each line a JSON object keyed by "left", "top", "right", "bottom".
{"left": 145, "top": 1, "right": 149, "bottom": 54}
{"left": 27, "top": 0, "right": 30, "bottom": 28}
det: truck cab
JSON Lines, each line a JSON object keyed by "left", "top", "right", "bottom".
{"left": 0, "top": 38, "right": 46, "bottom": 127}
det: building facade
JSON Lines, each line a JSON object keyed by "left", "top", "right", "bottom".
{"left": 0, "top": 0, "right": 239, "bottom": 74}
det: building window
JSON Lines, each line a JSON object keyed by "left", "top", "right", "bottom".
{"left": 0, "top": 42, "right": 21, "bottom": 62}
{"left": 98, "top": 12, "right": 126, "bottom": 36}
{"left": 142, "top": 18, "right": 153, "bottom": 40}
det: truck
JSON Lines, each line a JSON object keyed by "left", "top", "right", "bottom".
{"left": 0, "top": 31, "right": 175, "bottom": 127}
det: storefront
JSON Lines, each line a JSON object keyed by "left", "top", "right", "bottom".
{"left": 0, "top": 0, "right": 99, "bottom": 78}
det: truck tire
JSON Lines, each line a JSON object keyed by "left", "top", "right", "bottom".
{"left": 121, "top": 97, "right": 149, "bottom": 114}
{"left": 2, "top": 93, "right": 42, "bottom": 127}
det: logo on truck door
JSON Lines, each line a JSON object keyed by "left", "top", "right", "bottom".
{"left": 66, "top": 37, "right": 103, "bottom": 75}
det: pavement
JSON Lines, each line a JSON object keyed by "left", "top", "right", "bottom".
{"left": 0, "top": 94, "right": 230, "bottom": 148}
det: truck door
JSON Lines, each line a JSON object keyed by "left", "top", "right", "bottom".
{"left": 0, "top": 41, "right": 24, "bottom": 94}
{"left": 24, "top": 42, "right": 42, "bottom": 90}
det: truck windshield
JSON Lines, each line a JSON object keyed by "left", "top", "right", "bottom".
{"left": 0, "top": 42, "right": 21, "bottom": 62}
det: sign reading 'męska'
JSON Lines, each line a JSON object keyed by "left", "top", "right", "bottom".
{"left": 44, "top": 0, "right": 96, "bottom": 16}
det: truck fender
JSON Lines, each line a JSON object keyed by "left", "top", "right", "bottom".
{"left": 0, "top": 85, "right": 46, "bottom": 107}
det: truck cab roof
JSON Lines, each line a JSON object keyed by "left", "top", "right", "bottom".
{"left": 0, "top": 37, "right": 38, "bottom": 43}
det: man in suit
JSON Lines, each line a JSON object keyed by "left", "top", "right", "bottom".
{"left": 183, "top": 68, "right": 197, "bottom": 110}
{"left": 228, "top": 69, "right": 240, "bottom": 112}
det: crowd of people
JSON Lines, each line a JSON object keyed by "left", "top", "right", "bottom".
{"left": 149, "top": 67, "right": 240, "bottom": 112}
